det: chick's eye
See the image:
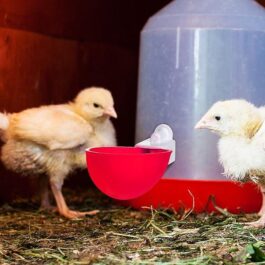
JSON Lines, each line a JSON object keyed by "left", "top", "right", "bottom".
{"left": 215, "top": 116, "right": 221, "bottom": 121}
{"left": 93, "top": 103, "right": 100, "bottom": 108}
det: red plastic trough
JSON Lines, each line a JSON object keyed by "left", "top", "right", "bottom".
{"left": 124, "top": 179, "right": 262, "bottom": 214}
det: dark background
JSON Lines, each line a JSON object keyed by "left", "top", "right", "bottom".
{"left": 0, "top": 0, "right": 264, "bottom": 202}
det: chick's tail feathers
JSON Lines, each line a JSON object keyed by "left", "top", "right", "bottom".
{"left": 0, "top": 112, "right": 9, "bottom": 142}
{"left": 0, "top": 113, "right": 9, "bottom": 130}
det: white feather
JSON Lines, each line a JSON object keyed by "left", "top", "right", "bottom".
{"left": 218, "top": 135, "right": 265, "bottom": 180}
{"left": 0, "top": 113, "right": 9, "bottom": 130}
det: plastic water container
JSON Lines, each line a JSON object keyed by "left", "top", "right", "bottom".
{"left": 136, "top": 0, "right": 265, "bottom": 180}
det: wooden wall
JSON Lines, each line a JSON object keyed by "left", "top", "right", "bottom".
{"left": 0, "top": 0, "right": 264, "bottom": 202}
{"left": 0, "top": 0, "right": 171, "bottom": 202}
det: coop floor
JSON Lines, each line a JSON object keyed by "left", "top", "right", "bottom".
{"left": 0, "top": 188, "right": 265, "bottom": 265}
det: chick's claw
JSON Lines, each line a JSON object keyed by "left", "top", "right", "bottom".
{"left": 60, "top": 209, "right": 99, "bottom": 219}
{"left": 84, "top": 210, "right": 100, "bottom": 215}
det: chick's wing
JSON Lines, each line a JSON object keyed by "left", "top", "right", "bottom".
{"left": 8, "top": 105, "right": 92, "bottom": 150}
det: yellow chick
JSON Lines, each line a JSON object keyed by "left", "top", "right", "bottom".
{"left": 195, "top": 99, "right": 265, "bottom": 228}
{"left": 0, "top": 87, "right": 117, "bottom": 219}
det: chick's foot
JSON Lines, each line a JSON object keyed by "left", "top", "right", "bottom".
{"left": 50, "top": 179, "right": 99, "bottom": 219}
{"left": 39, "top": 195, "right": 57, "bottom": 212}
{"left": 258, "top": 207, "right": 265, "bottom": 217}
{"left": 39, "top": 205, "right": 58, "bottom": 212}
{"left": 60, "top": 209, "right": 99, "bottom": 219}
{"left": 258, "top": 190, "right": 265, "bottom": 217}
{"left": 245, "top": 216, "right": 265, "bottom": 228}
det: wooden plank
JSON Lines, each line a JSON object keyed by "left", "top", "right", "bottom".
{"left": 0, "top": 0, "right": 172, "bottom": 48}
{"left": 0, "top": 28, "right": 79, "bottom": 111}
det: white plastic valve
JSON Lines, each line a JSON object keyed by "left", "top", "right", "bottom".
{"left": 136, "top": 124, "right": 176, "bottom": 165}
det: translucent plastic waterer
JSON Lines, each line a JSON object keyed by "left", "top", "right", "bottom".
{"left": 86, "top": 125, "right": 174, "bottom": 200}
{"left": 132, "top": 0, "right": 264, "bottom": 213}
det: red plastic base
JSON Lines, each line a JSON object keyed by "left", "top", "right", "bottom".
{"left": 123, "top": 179, "right": 262, "bottom": 214}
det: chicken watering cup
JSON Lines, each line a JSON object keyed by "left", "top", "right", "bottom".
{"left": 86, "top": 147, "right": 171, "bottom": 200}
{"left": 86, "top": 124, "right": 175, "bottom": 200}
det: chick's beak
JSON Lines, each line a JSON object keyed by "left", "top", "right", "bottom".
{"left": 194, "top": 115, "right": 211, "bottom": 129}
{"left": 104, "top": 107, "right": 118, "bottom": 118}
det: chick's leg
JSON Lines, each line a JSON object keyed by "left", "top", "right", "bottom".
{"left": 39, "top": 176, "right": 55, "bottom": 211}
{"left": 49, "top": 176, "right": 99, "bottom": 219}
{"left": 258, "top": 187, "right": 265, "bottom": 216}
{"left": 247, "top": 186, "right": 265, "bottom": 228}
{"left": 40, "top": 186, "right": 52, "bottom": 209}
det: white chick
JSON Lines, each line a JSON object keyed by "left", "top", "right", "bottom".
{"left": 0, "top": 87, "right": 117, "bottom": 219}
{"left": 195, "top": 99, "right": 265, "bottom": 228}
